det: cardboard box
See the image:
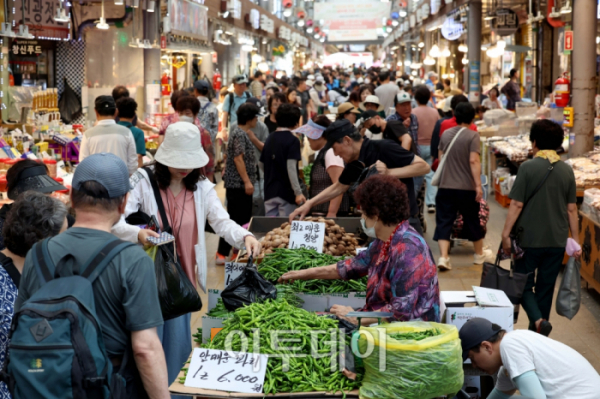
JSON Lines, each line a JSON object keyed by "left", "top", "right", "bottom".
{"left": 441, "top": 288, "right": 514, "bottom": 333}
{"left": 201, "top": 289, "right": 228, "bottom": 343}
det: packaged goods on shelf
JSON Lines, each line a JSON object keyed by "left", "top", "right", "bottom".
{"left": 582, "top": 189, "right": 600, "bottom": 224}
{"left": 489, "top": 135, "right": 531, "bottom": 162}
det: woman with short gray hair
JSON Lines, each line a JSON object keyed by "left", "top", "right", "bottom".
{"left": 0, "top": 190, "right": 68, "bottom": 398}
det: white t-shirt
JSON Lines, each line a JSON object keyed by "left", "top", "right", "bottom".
{"left": 495, "top": 330, "right": 600, "bottom": 399}
{"left": 374, "top": 82, "right": 401, "bottom": 113}
{"left": 324, "top": 148, "right": 344, "bottom": 170}
{"left": 482, "top": 98, "right": 503, "bottom": 110}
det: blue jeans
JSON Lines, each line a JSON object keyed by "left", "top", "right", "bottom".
{"left": 414, "top": 144, "right": 437, "bottom": 206}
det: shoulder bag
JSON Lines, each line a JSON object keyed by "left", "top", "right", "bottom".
{"left": 431, "top": 127, "right": 466, "bottom": 187}
{"left": 144, "top": 167, "right": 203, "bottom": 320}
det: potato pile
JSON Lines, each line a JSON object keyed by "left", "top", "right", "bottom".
{"left": 259, "top": 217, "right": 361, "bottom": 257}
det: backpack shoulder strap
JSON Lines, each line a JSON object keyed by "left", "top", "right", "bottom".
{"left": 228, "top": 93, "right": 235, "bottom": 121}
{"left": 80, "top": 238, "right": 136, "bottom": 283}
{"left": 33, "top": 238, "right": 55, "bottom": 285}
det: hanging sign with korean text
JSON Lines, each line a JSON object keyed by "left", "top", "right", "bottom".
{"left": 492, "top": 8, "right": 518, "bottom": 36}
{"left": 8, "top": 0, "right": 70, "bottom": 40}
{"left": 11, "top": 39, "right": 43, "bottom": 56}
{"left": 168, "top": 0, "right": 208, "bottom": 40}
{"left": 289, "top": 221, "right": 326, "bottom": 252}
{"left": 185, "top": 348, "right": 268, "bottom": 394}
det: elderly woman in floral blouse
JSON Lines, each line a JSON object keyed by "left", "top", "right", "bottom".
{"left": 279, "top": 174, "right": 440, "bottom": 325}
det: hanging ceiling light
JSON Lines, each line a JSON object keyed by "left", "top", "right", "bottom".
{"left": 314, "top": 33, "right": 320, "bottom": 39}
{"left": 146, "top": 0, "right": 155, "bottom": 12}
{"left": 486, "top": 46, "right": 501, "bottom": 58}
{"left": 17, "top": 24, "right": 35, "bottom": 39}
{"left": 283, "top": 9, "right": 292, "bottom": 17}
{"left": 252, "top": 54, "right": 263, "bottom": 63}
{"left": 399, "top": 9, "right": 407, "bottom": 17}
{"left": 560, "top": 0, "right": 572, "bottom": 13}
{"left": 96, "top": 0, "right": 109, "bottom": 29}
{"left": 458, "top": 44, "right": 468, "bottom": 52}
{"left": 411, "top": 70, "right": 418, "bottom": 76}
{"left": 392, "top": 20, "right": 399, "bottom": 26}
{"left": 449, "top": 73, "right": 455, "bottom": 78}
{"left": 216, "top": 25, "right": 223, "bottom": 34}
{"left": 429, "top": 44, "right": 440, "bottom": 57}
{"left": 423, "top": 56, "right": 435, "bottom": 65}
{"left": 397, "top": 61, "right": 402, "bottom": 66}
{"left": 320, "top": 37, "right": 325, "bottom": 42}
{"left": 405, "top": 60, "right": 412, "bottom": 66}
{"left": 549, "top": 6, "right": 560, "bottom": 17}
{"left": 597, "top": 36, "right": 600, "bottom": 44}
{"left": 54, "top": 7, "right": 70, "bottom": 22}
{"left": 297, "top": 19, "right": 305, "bottom": 27}
{"left": 262, "top": 37, "right": 268, "bottom": 44}
{"left": 441, "top": 47, "right": 451, "bottom": 57}
{"left": 0, "top": 23, "right": 16, "bottom": 37}
{"left": 442, "top": 73, "right": 448, "bottom": 79}
{"left": 497, "top": 39, "right": 506, "bottom": 50}
{"left": 484, "top": 11, "right": 495, "bottom": 20}
{"left": 418, "top": 41, "right": 425, "bottom": 48}
{"left": 306, "top": 27, "right": 313, "bottom": 33}
{"left": 462, "top": 56, "right": 469, "bottom": 65}
{"left": 410, "top": 62, "right": 422, "bottom": 69}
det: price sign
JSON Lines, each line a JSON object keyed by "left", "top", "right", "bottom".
{"left": 224, "top": 262, "right": 245, "bottom": 287}
{"left": 288, "top": 221, "right": 325, "bottom": 253}
{"left": 185, "top": 348, "right": 268, "bottom": 394}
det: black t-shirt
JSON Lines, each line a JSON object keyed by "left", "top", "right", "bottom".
{"left": 297, "top": 90, "right": 310, "bottom": 118}
{"left": 383, "top": 120, "right": 417, "bottom": 154}
{"left": 260, "top": 130, "right": 302, "bottom": 204}
{"left": 339, "top": 138, "right": 417, "bottom": 216}
{"left": 265, "top": 116, "right": 278, "bottom": 133}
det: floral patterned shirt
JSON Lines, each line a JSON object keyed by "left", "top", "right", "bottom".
{"left": 0, "top": 257, "right": 17, "bottom": 399}
{"left": 337, "top": 220, "right": 440, "bottom": 322}
{"left": 224, "top": 126, "right": 257, "bottom": 189}
{"left": 159, "top": 113, "right": 215, "bottom": 176}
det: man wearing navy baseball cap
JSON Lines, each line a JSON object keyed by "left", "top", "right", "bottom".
{"left": 15, "top": 153, "right": 169, "bottom": 398}
{"left": 459, "top": 317, "right": 600, "bottom": 399}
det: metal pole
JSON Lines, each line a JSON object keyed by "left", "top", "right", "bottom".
{"left": 143, "top": 7, "right": 161, "bottom": 120}
{"left": 570, "top": 0, "right": 597, "bottom": 157}
{"left": 467, "top": 0, "right": 482, "bottom": 105}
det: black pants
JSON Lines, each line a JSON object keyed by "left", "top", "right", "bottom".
{"left": 514, "top": 247, "right": 565, "bottom": 330}
{"left": 217, "top": 187, "right": 253, "bottom": 256}
{"left": 433, "top": 188, "right": 484, "bottom": 242}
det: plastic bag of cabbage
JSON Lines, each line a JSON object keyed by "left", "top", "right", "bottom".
{"left": 358, "top": 321, "right": 463, "bottom": 399}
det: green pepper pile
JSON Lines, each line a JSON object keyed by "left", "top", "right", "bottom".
{"left": 259, "top": 248, "right": 367, "bottom": 294}
{"left": 192, "top": 328, "right": 202, "bottom": 344}
{"left": 181, "top": 300, "right": 361, "bottom": 396}
{"left": 206, "top": 298, "right": 233, "bottom": 318}
{"left": 388, "top": 328, "right": 442, "bottom": 341}
{"left": 275, "top": 284, "right": 304, "bottom": 308}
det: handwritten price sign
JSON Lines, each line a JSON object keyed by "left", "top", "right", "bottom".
{"left": 288, "top": 221, "right": 326, "bottom": 253}
{"left": 185, "top": 348, "right": 268, "bottom": 393}
{"left": 224, "top": 262, "right": 245, "bottom": 287}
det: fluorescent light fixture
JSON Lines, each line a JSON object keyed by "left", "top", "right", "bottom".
{"left": 146, "top": 0, "right": 155, "bottom": 12}
{"left": 429, "top": 44, "right": 440, "bottom": 57}
{"left": 549, "top": 7, "right": 560, "bottom": 17}
{"left": 458, "top": 44, "right": 468, "bottom": 52}
{"left": 0, "top": 23, "right": 16, "bottom": 37}
{"left": 423, "top": 56, "right": 435, "bottom": 65}
{"left": 115, "top": 0, "right": 124, "bottom": 5}
{"left": 218, "top": 11, "right": 230, "bottom": 17}
{"left": 560, "top": 0, "right": 572, "bottom": 13}
{"left": 484, "top": 12, "right": 495, "bottom": 20}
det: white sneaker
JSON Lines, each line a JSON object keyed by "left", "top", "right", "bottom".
{"left": 438, "top": 257, "right": 452, "bottom": 271}
{"left": 474, "top": 249, "right": 493, "bottom": 265}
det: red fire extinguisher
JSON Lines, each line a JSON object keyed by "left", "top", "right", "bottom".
{"left": 213, "top": 69, "right": 222, "bottom": 91}
{"left": 554, "top": 72, "right": 570, "bottom": 108}
{"left": 161, "top": 73, "right": 171, "bottom": 96}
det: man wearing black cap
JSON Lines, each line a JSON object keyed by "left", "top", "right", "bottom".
{"left": 289, "top": 118, "right": 430, "bottom": 234}
{"left": 194, "top": 80, "right": 219, "bottom": 143}
{"left": 16, "top": 153, "right": 169, "bottom": 398}
{"left": 79, "top": 95, "right": 138, "bottom": 175}
{"left": 222, "top": 74, "right": 251, "bottom": 130}
{"left": 361, "top": 110, "right": 415, "bottom": 153}
{"left": 460, "top": 318, "right": 600, "bottom": 399}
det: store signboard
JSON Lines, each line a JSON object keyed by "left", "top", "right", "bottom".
{"left": 291, "top": 32, "right": 308, "bottom": 47}
{"left": 168, "top": 0, "right": 208, "bottom": 40}
{"left": 469, "top": 60, "right": 481, "bottom": 102}
{"left": 249, "top": 9, "right": 260, "bottom": 30}
{"left": 314, "top": 0, "right": 390, "bottom": 42}
{"left": 11, "top": 39, "right": 43, "bottom": 56}
{"left": 564, "top": 30, "right": 573, "bottom": 51}
{"left": 260, "top": 15, "right": 274, "bottom": 34}
{"left": 492, "top": 8, "right": 518, "bottom": 36}
{"left": 7, "top": 0, "right": 70, "bottom": 40}
{"left": 278, "top": 26, "right": 291, "bottom": 41}
{"left": 409, "top": 14, "right": 416, "bottom": 27}
{"left": 431, "top": 0, "right": 441, "bottom": 15}
{"left": 441, "top": 16, "right": 464, "bottom": 40}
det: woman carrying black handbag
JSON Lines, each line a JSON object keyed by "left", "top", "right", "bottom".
{"left": 112, "top": 102, "right": 261, "bottom": 397}
{"left": 501, "top": 119, "right": 581, "bottom": 337}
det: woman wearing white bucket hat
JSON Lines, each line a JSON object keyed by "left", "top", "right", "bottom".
{"left": 112, "top": 121, "right": 260, "bottom": 394}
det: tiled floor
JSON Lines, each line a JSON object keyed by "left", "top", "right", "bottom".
{"left": 194, "top": 181, "right": 600, "bottom": 372}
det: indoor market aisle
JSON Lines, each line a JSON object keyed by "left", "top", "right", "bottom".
{"left": 193, "top": 181, "right": 600, "bottom": 372}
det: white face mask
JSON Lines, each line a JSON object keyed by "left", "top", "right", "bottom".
{"left": 360, "top": 217, "right": 377, "bottom": 238}
{"left": 180, "top": 115, "right": 194, "bottom": 123}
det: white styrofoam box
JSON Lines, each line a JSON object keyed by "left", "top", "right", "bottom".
{"left": 298, "top": 293, "right": 329, "bottom": 312}
{"left": 328, "top": 292, "right": 367, "bottom": 310}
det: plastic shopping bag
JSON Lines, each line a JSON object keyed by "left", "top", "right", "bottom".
{"left": 146, "top": 244, "right": 203, "bottom": 320}
{"left": 221, "top": 257, "right": 277, "bottom": 311}
{"left": 358, "top": 321, "right": 464, "bottom": 399}
{"left": 556, "top": 257, "right": 581, "bottom": 320}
